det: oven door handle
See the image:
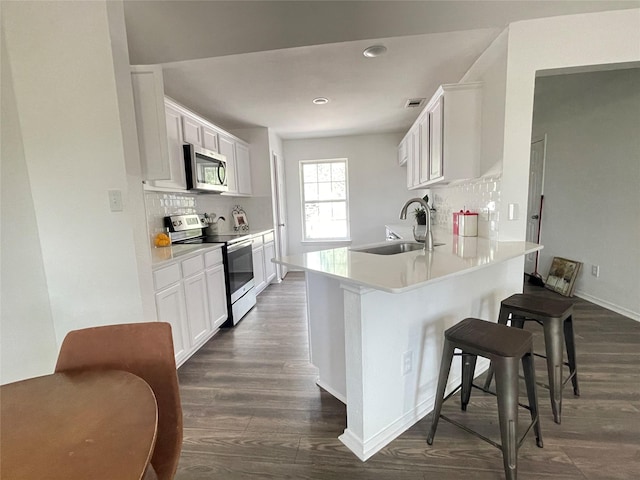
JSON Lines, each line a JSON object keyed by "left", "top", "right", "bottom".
{"left": 227, "top": 239, "right": 253, "bottom": 253}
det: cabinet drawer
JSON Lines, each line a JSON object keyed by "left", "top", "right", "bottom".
{"left": 252, "top": 235, "right": 264, "bottom": 249}
{"left": 204, "top": 248, "right": 223, "bottom": 267}
{"left": 181, "top": 254, "right": 205, "bottom": 277}
{"left": 153, "top": 263, "right": 181, "bottom": 291}
{"left": 263, "top": 231, "right": 275, "bottom": 244}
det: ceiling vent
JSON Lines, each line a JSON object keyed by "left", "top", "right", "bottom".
{"left": 404, "top": 98, "right": 426, "bottom": 109}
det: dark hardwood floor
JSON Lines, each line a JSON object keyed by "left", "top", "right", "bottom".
{"left": 175, "top": 272, "right": 640, "bottom": 479}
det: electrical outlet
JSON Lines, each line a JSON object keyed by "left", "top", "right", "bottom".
{"left": 402, "top": 351, "right": 413, "bottom": 376}
{"left": 592, "top": 265, "right": 600, "bottom": 277}
{"left": 108, "top": 189, "right": 123, "bottom": 212}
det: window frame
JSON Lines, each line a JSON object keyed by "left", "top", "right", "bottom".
{"left": 299, "top": 158, "right": 351, "bottom": 243}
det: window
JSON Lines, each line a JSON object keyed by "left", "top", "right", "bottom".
{"left": 300, "top": 159, "right": 349, "bottom": 241}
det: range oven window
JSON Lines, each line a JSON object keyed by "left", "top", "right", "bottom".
{"left": 227, "top": 240, "right": 253, "bottom": 293}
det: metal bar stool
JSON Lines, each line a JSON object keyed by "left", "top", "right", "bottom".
{"left": 428, "top": 318, "right": 543, "bottom": 480}
{"left": 483, "top": 294, "right": 579, "bottom": 424}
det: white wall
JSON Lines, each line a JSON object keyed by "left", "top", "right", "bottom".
{"left": 283, "top": 133, "right": 406, "bottom": 256}
{"left": 498, "top": 9, "right": 640, "bottom": 241}
{"left": 1, "top": 27, "right": 59, "bottom": 383}
{"left": 532, "top": 68, "right": 640, "bottom": 319}
{"left": 1, "top": 0, "right": 149, "bottom": 383}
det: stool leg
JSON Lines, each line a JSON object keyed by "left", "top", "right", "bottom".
{"left": 427, "top": 339, "right": 455, "bottom": 445}
{"left": 543, "top": 318, "right": 564, "bottom": 424}
{"left": 494, "top": 357, "right": 520, "bottom": 480}
{"left": 483, "top": 307, "right": 511, "bottom": 390}
{"left": 461, "top": 354, "right": 478, "bottom": 411}
{"left": 564, "top": 315, "right": 580, "bottom": 396}
{"left": 522, "top": 350, "right": 543, "bottom": 448}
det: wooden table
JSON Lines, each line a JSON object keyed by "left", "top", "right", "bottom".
{"left": 1, "top": 370, "right": 158, "bottom": 480}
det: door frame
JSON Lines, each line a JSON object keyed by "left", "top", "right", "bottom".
{"left": 270, "top": 151, "right": 288, "bottom": 281}
{"left": 525, "top": 135, "right": 547, "bottom": 274}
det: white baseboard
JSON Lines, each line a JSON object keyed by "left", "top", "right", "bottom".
{"left": 338, "top": 360, "right": 490, "bottom": 462}
{"left": 574, "top": 289, "right": 640, "bottom": 322}
{"left": 316, "top": 378, "right": 346, "bottom": 404}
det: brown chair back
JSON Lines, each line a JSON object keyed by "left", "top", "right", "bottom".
{"left": 55, "top": 322, "right": 182, "bottom": 480}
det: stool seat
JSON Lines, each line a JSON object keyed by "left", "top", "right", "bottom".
{"left": 502, "top": 294, "right": 573, "bottom": 319}
{"left": 446, "top": 318, "right": 532, "bottom": 358}
{"left": 484, "top": 293, "right": 579, "bottom": 424}
{"left": 428, "top": 318, "right": 543, "bottom": 480}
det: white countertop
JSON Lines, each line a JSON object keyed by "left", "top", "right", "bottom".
{"left": 151, "top": 227, "right": 274, "bottom": 267}
{"left": 275, "top": 230, "right": 542, "bottom": 293}
{"left": 151, "top": 243, "right": 223, "bottom": 267}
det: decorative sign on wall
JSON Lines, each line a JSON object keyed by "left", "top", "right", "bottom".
{"left": 232, "top": 205, "right": 249, "bottom": 232}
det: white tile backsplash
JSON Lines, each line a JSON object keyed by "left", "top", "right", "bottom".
{"left": 430, "top": 175, "right": 501, "bottom": 239}
{"left": 144, "top": 191, "right": 275, "bottom": 246}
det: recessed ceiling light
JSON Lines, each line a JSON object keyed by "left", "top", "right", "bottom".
{"left": 313, "top": 97, "right": 329, "bottom": 105}
{"left": 363, "top": 45, "right": 387, "bottom": 58}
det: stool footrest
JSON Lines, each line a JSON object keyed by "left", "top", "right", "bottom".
{"left": 438, "top": 411, "right": 540, "bottom": 452}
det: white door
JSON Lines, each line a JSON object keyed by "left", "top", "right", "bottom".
{"left": 525, "top": 136, "right": 546, "bottom": 274}
{"left": 271, "top": 152, "right": 289, "bottom": 279}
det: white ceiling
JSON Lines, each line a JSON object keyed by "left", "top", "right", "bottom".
{"left": 123, "top": 0, "right": 639, "bottom": 139}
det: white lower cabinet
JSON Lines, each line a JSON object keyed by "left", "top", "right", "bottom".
{"left": 183, "top": 271, "right": 211, "bottom": 347}
{"left": 252, "top": 231, "right": 276, "bottom": 295}
{"left": 154, "top": 283, "right": 189, "bottom": 366}
{"left": 252, "top": 243, "right": 266, "bottom": 293}
{"left": 153, "top": 246, "right": 228, "bottom": 367}
{"left": 205, "top": 263, "right": 228, "bottom": 329}
{"left": 264, "top": 236, "right": 276, "bottom": 284}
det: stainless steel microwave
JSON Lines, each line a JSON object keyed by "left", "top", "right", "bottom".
{"left": 183, "top": 144, "right": 228, "bottom": 193}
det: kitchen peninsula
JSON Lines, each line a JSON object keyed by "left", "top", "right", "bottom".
{"left": 275, "top": 231, "right": 541, "bottom": 461}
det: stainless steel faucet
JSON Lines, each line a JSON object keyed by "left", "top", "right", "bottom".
{"left": 399, "top": 197, "right": 434, "bottom": 251}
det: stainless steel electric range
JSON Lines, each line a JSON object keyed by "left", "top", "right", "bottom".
{"left": 165, "top": 214, "right": 256, "bottom": 327}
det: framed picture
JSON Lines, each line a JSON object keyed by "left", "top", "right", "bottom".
{"left": 545, "top": 257, "right": 582, "bottom": 297}
{"left": 232, "top": 206, "right": 249, "bottom": 231}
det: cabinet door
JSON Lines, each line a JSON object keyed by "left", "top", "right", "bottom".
{"left": 182, "top": 114, "right": 203, "bottom": 147}
{"left": 183, "top": 272, "right": 212, "bottom": 347}
{"left": 429, "top": 96, "right": 444, "bottom": 181}
{"left": 206, "top": 264, "right": 228, "bottom": 329}
{"left": 252, "top": 246, "right": 266, "bottom": 294}
{"left": 235, "top": 142, "right": 252, "bottom": 195}
{"left": 264, "top": 241, "right": 276, "bottom": 284}
{"left": 418, "top": 114, "right": 430, "bottom": 185}
{"left": 202, "top": 126, "right": 219, "bottom": 152}
{"left": 131, "top": 65, "right": 170, "bottom": 181}
{"left": 397, "top": 137, "right": 408, "bottom": 166}
{"left": 152, "top": 103, "right": 187, "bottom": 190}
{"left": 155, "top": 283, "right": 189, "bottom": 365}
{"left": 219, "top": 135, "right": 238, "bottom": 194}
{"left": 407, "top": 125, "right": 420, "bottom": 189}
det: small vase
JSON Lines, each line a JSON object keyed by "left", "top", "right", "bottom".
{"left": 413, "top": 224, "right": 427, "bottom": 243}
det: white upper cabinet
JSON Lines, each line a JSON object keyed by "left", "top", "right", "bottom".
{"left": 218, "top": 134, "right": 252, "bottom": 197}
{"left": 181, "top": 113, "right": 204, "bottom": 147}
{"left": 202, "top": 126, "right": 219, "bottom": 152}
{"left": 131, "top": 65, "right": 252, "bottom": 194}
{"left": 147, "top": 101, "right": 187, "bottom": 190}
{"left": 218, "top": 134, "right": 238, "bottom": 194}
{"left": 397, "top": 136, "right": 408, "bottom": 166}
{"left": 235, "top": 142, "right": 253, "bottom": 196}
{"left": 402, "top": 82, "right": 482, "bottom": 189}
{"left": 130, "top": 65, "right": 171, "bottom": 181}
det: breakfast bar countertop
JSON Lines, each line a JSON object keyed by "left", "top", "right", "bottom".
{"left": 276, "top": 229, "right": 542, "bottom": 294}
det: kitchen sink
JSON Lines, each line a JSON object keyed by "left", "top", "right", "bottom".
{"left": 353, "top": 242, "right": 445, "bottom": 255}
